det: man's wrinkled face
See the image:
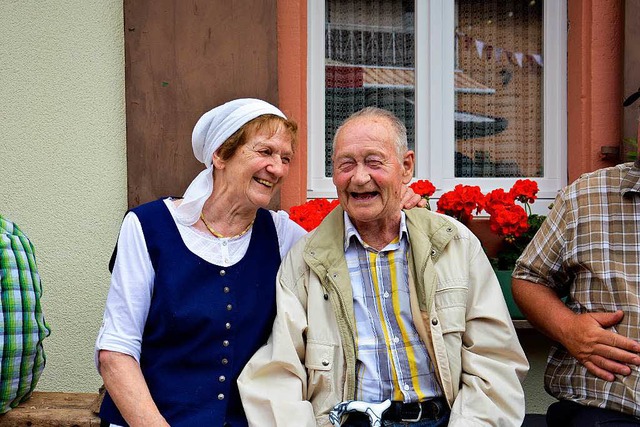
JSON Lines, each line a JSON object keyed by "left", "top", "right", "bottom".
{"left": 332, "top": 116, "right": 414, "bottom": 226}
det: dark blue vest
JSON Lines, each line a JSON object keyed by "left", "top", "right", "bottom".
{"left": 100, "top": 200, "right": 280, "bottom": 426}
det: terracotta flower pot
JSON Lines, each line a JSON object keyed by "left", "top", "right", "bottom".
{"left": 465, "top": 217, "right": 504, "bottom": 259}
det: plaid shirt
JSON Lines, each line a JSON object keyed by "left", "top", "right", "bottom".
{"left": 0, "top": 216, "right": 50, "bottom": 413}
{"left": 344, "top": 213, "right": 440, "bottom": 403}
{"left": 513, "top": 163, "right": 640, "bottom": 417}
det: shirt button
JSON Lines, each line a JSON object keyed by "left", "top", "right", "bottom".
{"left": 223, "top": 287, "right": 230, "bottom": 293}
{"left": 223, "top": 340, "right": 229, "bottom": 347}
{"left": 222, "top": 241, "right": 227, "bottom": 246}
{"left": 383, "top": 291, "right": 390, "bottom": 298}
{"left": 220, "top": 270, "right": 226, "bottom": 276}
{"left": 225, "top": 322, "right": 231, "bottom": 330}
{"left": 218, "top": 393, "right": 225, "bottom": 400}
{"left": 432, "top": 318, "right": 438, "bottom": 326}
{"left": 227, "top": 304, "right": 233, "bottom": 311}
{"left": 221, "top": 358, "right": 229, "bottom": 365}
{"left": 403, "top": 384, "right": 410, "bottom": 391}
{"left": 393, "top": 336, "right": 400, "bottom": 343}
{"left": 219, "top": 375, "right": 226, "bottom": 382}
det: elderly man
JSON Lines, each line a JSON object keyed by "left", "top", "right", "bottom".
{"left": 239, "top": 107, "right": 528, "bottom": 427}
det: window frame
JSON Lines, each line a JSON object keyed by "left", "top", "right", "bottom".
{"left": 307, "top": 0, "right": 566, "bottom": 207}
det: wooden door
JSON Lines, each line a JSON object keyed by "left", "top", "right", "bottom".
{"left": 124, "top": 0, "right": 279, "bottom": 207}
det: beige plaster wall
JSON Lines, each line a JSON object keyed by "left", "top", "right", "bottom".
{"left": 0, "top": 1, "right": 126, "bottom": 392}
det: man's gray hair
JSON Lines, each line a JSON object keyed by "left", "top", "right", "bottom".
{"left": 332, "top": 107, "right": 409, "bottom": 159}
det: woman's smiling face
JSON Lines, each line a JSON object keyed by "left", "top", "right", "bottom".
{"left": 215, "top": 124, "right": 294, "bottom": 210}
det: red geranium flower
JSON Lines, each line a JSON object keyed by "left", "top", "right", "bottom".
{"left": 489, "top": 203, "right": 529, "bottom": 240}
{"left": 436, "top": 184, "right": 484, "bottom": 223}
{"left": 409, "top": 180, "right": 436, "bottom": 198}
{"left": 509, "top": 179, "right": 539, "bottom": 205}
{"left": 289, "top": 198, "right": 339, "bottom": 231}
{"left": 484, "top": 188, "right": 515, "bottom": 216}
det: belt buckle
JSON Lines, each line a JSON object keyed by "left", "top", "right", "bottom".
{"left": 400, "top": 403, "right": 422, "bottom": 423}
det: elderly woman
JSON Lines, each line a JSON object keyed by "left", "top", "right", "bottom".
{"left": 96, "top": 99, "right": 424, "bottom": 427}
{"left": 95, "top": 99, "right": 306, "bottom": 426}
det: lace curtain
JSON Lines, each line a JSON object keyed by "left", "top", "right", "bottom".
{"left": 324, "top": 0, "right": 415, "bottom": 176}
{"left": 455, "top": 0, "right": 543, "bottom": 177}
{"left": 323, "top": 0, "right": 543, "bottom": 178}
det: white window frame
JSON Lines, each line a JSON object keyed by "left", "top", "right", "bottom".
{"left": 308, "top": 0, "right": 567, "bottom": 209}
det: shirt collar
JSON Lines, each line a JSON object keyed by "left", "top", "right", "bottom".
{"left": 343, "top": 211, "right": 409, "bottom": 252}
{"left": 620, "top": 163, "right": 640, "bottom": 197}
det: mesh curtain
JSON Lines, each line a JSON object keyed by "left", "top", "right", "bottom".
{"left": 455, "top": 0, "right": 543, "bottom": 177}
{"left": 323, "top": 0, "right": 543, "bottom": 178}
{"left": 324, "top": 0, "right": 415, "bottom": 177}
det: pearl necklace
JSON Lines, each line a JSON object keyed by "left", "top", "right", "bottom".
{"left": 200, "top": 213, "right": 254, "bottom": 239}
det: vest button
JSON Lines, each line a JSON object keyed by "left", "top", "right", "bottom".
{"left": 225, "top": 322, "right": 231, "bottom": 330}
{"left": 221, "top": 358, "right": 229, "bottom": 365}
{"left": 223, "top": 287, "right": 230, "bottom": 293}
{"left": 219, "top": 375, "right": 226, "bottom": 382}
{"left": 220, "top": 270, "right": 226, "bottom": 276}
{"left": 227, "top": 304, "right": 233, "bottom": 311}
{"left": 223, "top": 340, "right": 229, "bottom": 347}
{"left": 431, "top": 318, "right": 438, "bottom": 326}
{"left": 218, "top": 393, "right": 225, "bottom": 400}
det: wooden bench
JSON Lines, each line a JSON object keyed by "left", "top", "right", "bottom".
{"left": 0, "top": 392, "right": 101, "bottom": 426}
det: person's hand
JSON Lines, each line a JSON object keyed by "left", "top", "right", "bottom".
{"left": 560, "top": 310, "right": 640, "bottom": 381}
{"left": 401, "top": 185, "right": 427, "bottom": 209}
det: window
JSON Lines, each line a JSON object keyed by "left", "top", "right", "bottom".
{"left": 307, "top": 0, "right": 566, "bottom": 206}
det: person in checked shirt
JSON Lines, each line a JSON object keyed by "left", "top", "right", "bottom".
{"left": 513, "top": 161, "right": 640, "bottom": 426}
{"left": 0, "top": 215, "right": 50, "bottom": 414}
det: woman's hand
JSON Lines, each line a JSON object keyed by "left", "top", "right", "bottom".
{"left": 401, "top": 185, "right": 427, "bottom": 209}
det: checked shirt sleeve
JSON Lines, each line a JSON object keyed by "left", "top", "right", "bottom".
{"left": 0, "top": 215, "right": 51, "bottom": 413}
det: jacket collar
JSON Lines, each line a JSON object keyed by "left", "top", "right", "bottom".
{"left": 303, "top": 205, "right": 456, "bottom": 272}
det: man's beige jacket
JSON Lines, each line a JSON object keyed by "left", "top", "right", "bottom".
{"left": 239, "top": 206, "right": 528, "bottom": 426}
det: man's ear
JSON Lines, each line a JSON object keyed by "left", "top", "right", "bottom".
{"left": 402, "top": 151, "right": 415, "bottom": 184}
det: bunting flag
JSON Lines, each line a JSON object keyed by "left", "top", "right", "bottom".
{"left": 531, "top": 54, "right": 543, "bottom": 66}
{"left": 475, "top": 39, "right": 485, "bottom": 58}
{"left": 514, "top": 52, "right": 524, "bottom": 67}
{"left": 456, "top": 31, "right": 543, "bottom": 68}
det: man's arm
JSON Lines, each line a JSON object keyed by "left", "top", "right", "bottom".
{"left": 512, "top": 278, "right": 640, "bottom": 381}
{"left": 98, "top": 350, "right": 169, "bottom": 427}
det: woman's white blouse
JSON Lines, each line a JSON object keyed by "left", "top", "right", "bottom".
{"left": 95, "top": 199, "right": 307, "bottom": 369}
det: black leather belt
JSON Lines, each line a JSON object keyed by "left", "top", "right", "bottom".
{"left": 345, "top": 397, "right": 448, "bottom": 425}
{"left": 385, "top": 397, "right": 447, "bottom": 422}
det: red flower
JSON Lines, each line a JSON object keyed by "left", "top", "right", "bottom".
{"left": 484, "top": 188, "right": 515, "bottom": 216}
{"left": 289, "top": 198, "right": 339, "bottom": 231}
{"left": 409, "top": 180, "right": 436, "bottom": 198}
{"left": 436, "top": 184, "right": 484, "bottom": 223}
{"left": 489, "top": 204, "right": 529, "bottom": 240}
{"left": 509, "top": 179, "right": 539, "bottom": 204}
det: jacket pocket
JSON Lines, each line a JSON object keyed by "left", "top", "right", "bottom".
{"left": 305, "top": 341, "right": 335, "bottom": 413}
{"left": 434, "top": 286, "right": 467, "bottom": 334}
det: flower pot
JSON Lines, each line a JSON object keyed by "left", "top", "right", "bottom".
{"left": 466, "top": 218, "right": 504, "bottom": 259}
{"left": 494, "top": 270, "right": 525, "bottom": 319}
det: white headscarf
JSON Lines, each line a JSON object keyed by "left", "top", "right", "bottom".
{"left": 175, "top": 98, "right": 287, "bottom": 225}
